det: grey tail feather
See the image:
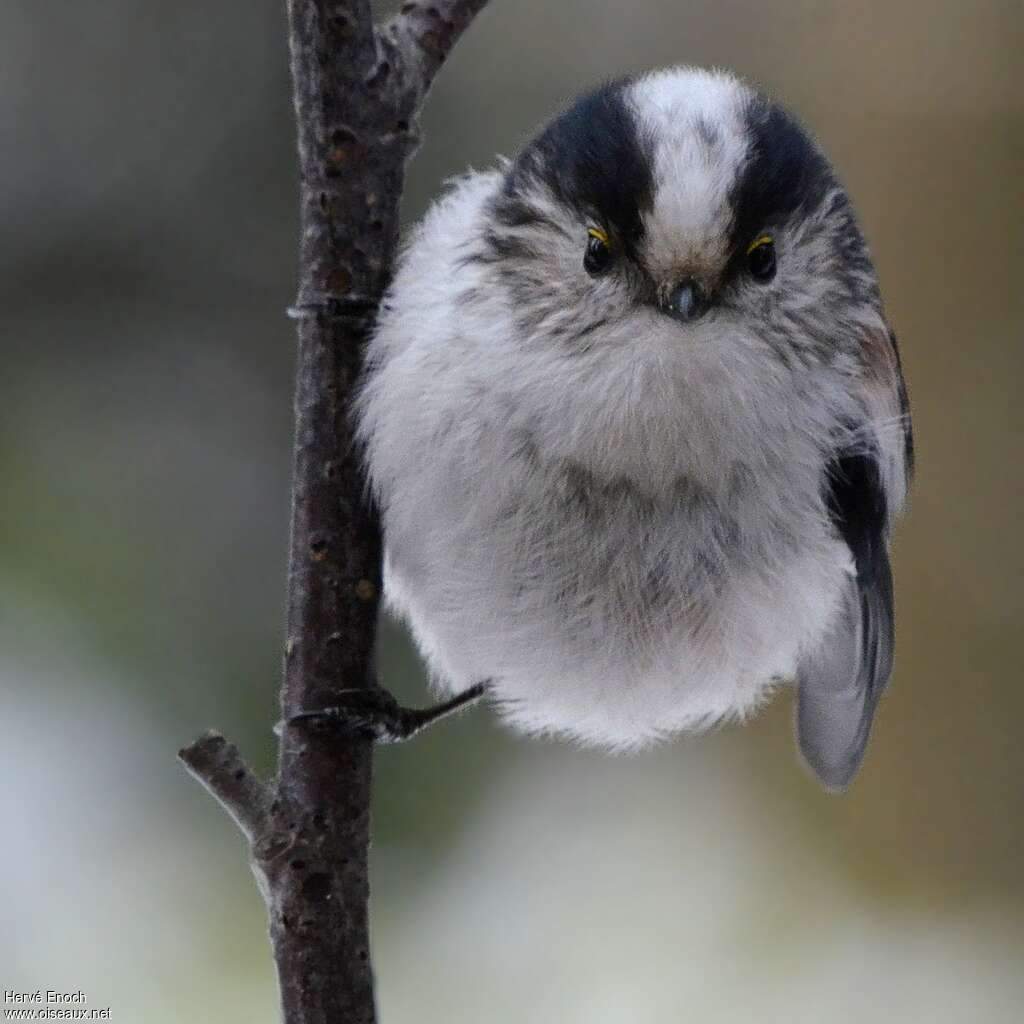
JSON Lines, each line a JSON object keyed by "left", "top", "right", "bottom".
{"left": 795, "top": 560, "right": 894, "bottom": 791}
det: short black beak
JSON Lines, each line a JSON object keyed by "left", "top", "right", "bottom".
{"left": 664, "top": 279, "right": 708, "bottom": 322}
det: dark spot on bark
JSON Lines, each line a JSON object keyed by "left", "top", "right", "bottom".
{"left": 302, "top": 872, "right": 332, "bottom": 902}
{"left": 421, "top": 27, "right": 443, "bottom": 53}
{"left": 312, "top": 813, "right": 328, "bottom": 830}
{"left": 325, "top": 150, "right": 348, "bottom": 176}
{"left": 349, "top": 247, "right": 369, "bottom": 274}
{"left": 309, "top": 537, "right": 328, "bottom": 561}
{"left": 290, "top": 859, "right": 307, "bottom": 871}
{"left": 329, "top": 12, "right": 354, "bottom": 34}
{"left": 233, "top": 768, "right": 246, "bottom": 781}
{"left": 326, "top": 265, "right": 352, "bottom": 293}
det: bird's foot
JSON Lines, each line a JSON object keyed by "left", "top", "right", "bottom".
{"left": 281, "top": 681, "right": 489, "bottom": 744}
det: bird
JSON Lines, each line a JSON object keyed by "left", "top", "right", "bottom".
{"left": 310, "top": 66, "right": 913, "bottom": 791}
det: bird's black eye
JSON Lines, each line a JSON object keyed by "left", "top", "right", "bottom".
{"left": 746, "top": 235, "right": 777, "bottom": 282}
{"left": 584, "top": 228, "right": 613, "bottom": 275}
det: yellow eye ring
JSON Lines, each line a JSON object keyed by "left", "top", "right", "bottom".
{"left": 746, "top": 233, "right": 774, "bottom": 255}
{"left": 584, "top": 226, "right": 613, "bottom": 275}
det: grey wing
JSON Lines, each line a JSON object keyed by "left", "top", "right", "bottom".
{"left": 796, "top": 450, "right": 895, "bottom": 791}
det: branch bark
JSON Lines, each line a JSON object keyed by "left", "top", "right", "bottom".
{"left": 179, "top": 3, "right": 490, "bottom": 1021}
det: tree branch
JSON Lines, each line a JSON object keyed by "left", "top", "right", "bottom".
{"left": 178, "top": 1, "right": 490, "bottom": 1022}
{"left": 381, "top": 1, "right": 492, "bottom": 102}
{"left": 178, "top": 731, "right": 272, "bottom": 843}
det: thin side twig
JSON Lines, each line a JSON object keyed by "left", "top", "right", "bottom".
{"left": 380, "top": 0, "right": 492, "bottom": 105}
{"left": 177, "top": 731, "right": 272, "bottom": 843}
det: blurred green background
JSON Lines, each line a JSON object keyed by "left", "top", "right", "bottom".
{"left": 2, "top": 1, "right": 1021, "bottom": 1021}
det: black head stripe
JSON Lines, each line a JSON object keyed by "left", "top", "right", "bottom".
{"left": 503, "top": 80, "right": 654, "bottom": 256}
{"left": 729, "top": 96, "right": 834, "bottom": 253}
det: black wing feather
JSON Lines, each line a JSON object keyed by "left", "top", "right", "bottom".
{"left": 828, "top": 451, "right": 895, "bottom": 694}
{"left": 796, "top": 450, "right": 895, "bottom": 790}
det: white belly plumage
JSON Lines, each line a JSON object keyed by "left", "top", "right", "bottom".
{"left": 382, "top": 460, "right": 850, "bottom": 750}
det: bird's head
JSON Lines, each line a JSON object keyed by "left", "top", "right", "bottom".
{"left": 465, "top": 67, "right": 885, "bottom": 486}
